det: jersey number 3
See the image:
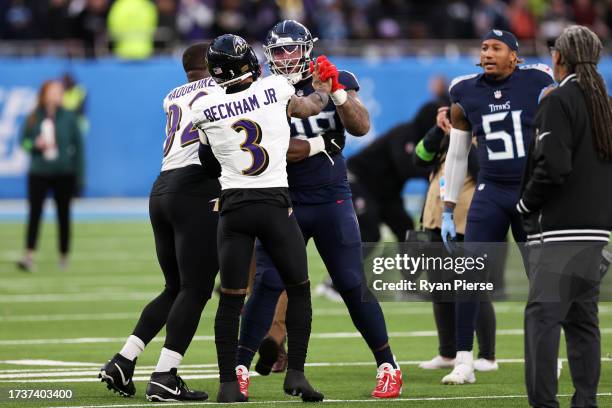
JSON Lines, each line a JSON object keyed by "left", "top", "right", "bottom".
{"left": 232, "top": 119, "right": 269, "bottom": 176}
{"left": 482, "top": 110, "right": 525, "bottom": 161}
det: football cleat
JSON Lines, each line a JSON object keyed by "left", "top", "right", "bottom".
{"left": 418, "top": 355, "right": 455, "bottom": 370}
{"left": 16, "top": 257, "right": 34, "bottom": 272}
{"left": 371, "top": 363, "right": 403, "bottom": 398}
{"left": 255, "top": 337, "right": 278, "bottom": 376}
{"left": 98, "top": 353, "right": 136, "bottom": 397}
{"left": 473, "top": 358, "right": 499, "bottom": 372}
{"left": 145, "top": 368, "right": 208, "bottom": 402}
{"left": 441, "top": 351, "right": 476, "bottom": 385}
{"left": 283, "top": 369, "right": 324, "bottom": 402}
{"left": 236, "top": 365, "right": 250, "bottom": 399}
{"left": 216, "top": 381, "right": 248, "bottom": 403}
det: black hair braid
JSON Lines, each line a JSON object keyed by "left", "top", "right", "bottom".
{"left": 555, "top": 26, "right": 612, "bottom": 160}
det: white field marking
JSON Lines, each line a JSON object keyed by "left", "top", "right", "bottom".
{"left": 0, "top": 360, "right": 98, "bottom": 367}
{"left": 0, "top": 369, "right": 220, "bottom": 379}
{"left": 3, "top": 304, "right": 611, "bottom": 321}
{"left": 0, "top": 252, "right": 156, "bottom": 262}
{"left": 5, "top": 328, "right": 612, "bottom": 346}
{"left": 0, "top": 313, "right": 140, "bottom": 322}
{"left": 3, "top": 358, "right": 612, "bottom": 375}
{"left": 0, "top": 373, "right": 230, "bottom": 383}
{"left": 0, "top": 292, "right": 158, "bottom": 303}
{"left": 31, "top": 393, "right": 612, "bottom": 408}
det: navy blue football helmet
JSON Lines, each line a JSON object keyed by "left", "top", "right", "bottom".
{"left": 264, "top": 20, "right": 317, "bottom": 84}
{"left": 206, "top": 34, "right": 261, "bottom": 87}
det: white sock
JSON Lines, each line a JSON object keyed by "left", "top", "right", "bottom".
{"left": 155, "top": 347, "right": 183, "bottom": 372}
{"left": 455, "top": 351, "right": 473, "bottom": 365}
{"left": 119, "top": 335, "right": 145, "bottom": 361}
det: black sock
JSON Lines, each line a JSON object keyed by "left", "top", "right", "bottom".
{"left": 373, "top": 346, "right": 396, "bottom": 369}
{"left": 285, "top": 281, "right": 312, "bottom": 372}
{"left": 215, "top": 293, "right": 246, "bottom": 383}
{"left": 433, "top": 302, "right": 456, "bottom": 359}
{"left": 476, "top": 301, "right": 496, "bottom": 360}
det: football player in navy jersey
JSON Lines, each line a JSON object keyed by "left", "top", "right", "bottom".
{"left": 440, "top": 30, "right": 555, "bottom": 385}
{"left": 234, "top": 20, "right": 403, "bottom": 399}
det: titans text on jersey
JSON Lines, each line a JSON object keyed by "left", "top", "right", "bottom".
{"left": 449, "top": 64, "right": 554, "bottom": 184}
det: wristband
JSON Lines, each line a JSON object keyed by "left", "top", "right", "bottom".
{"left": 307, "top": 136, "right": 326, "bottom": 157}
{"left": 330, "top": 89, "right": 348, "bottom": 106}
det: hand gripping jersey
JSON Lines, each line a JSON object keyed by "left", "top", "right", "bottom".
{"left": 161, "top": 77, "right": 220, "bottom": 171}
{"left": 288, "top": 70, "right": 359, "bottom": 204}
{"left": 191, "top": 75, "right": 295, "bottom": 190}
{"left": 449, "top": 64, "right": 554, "bottom": 184}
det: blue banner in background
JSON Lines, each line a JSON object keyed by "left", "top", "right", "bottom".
{"left": 1, "top": 57, "right": 611, "bottom": 198}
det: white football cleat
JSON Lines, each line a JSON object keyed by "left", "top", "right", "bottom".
{"left": 441, "top": 351, "right": 476, "bottom": 385}
{"left": 418, "top": 355, "right": 455, "bottom": 370}
{"left": 557, "top": 359, "right": 562, "bottom": 379}
{"left": 473, "top": 358, "right": 499, "bottom": 372}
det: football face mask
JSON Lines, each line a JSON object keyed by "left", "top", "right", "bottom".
{"left": 264, "top": 41, "right": 313, "bottom": 84}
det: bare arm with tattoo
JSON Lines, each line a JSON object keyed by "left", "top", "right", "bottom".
{"left": 335, "top": 89, "right": 370, "bottom": 136}
{"left": 287, "top": 68, "right": 331, "bottom": 118}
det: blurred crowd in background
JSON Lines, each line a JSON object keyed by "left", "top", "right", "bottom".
{"left": 1, "top": 0, "right": 612, "bottom": 58}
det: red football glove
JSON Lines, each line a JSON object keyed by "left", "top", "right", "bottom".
{"left": 312, "top": 55, "right": 345, "bottom": 92}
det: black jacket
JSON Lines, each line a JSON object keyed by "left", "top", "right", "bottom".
{"left": 517, "top": 74, "right": 612, "bottom": 244}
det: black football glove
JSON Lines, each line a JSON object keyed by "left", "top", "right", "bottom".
{"left": 322, "top": 133, "right": 344, "bottom": 156}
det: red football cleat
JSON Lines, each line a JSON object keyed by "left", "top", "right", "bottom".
{"left": 371, "top": 363, "right": 402, "bottom": 398}
{"left": 236, "top": 365, "right": 250, "bottom": 399}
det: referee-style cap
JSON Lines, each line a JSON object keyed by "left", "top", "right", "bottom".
{"left": 483, "top": 29, "right": 519, "bottom": 52}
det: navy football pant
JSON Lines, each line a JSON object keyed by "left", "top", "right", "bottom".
{"left": 239, "top": 199, "right": 393, "bottom": 366}
{"left": 455, "top": 181, "right": 526, "bottom": 355}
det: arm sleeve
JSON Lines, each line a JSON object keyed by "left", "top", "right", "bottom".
{"left": 519, "top": 94, "right": 573, "bottom": 213}
{"left": 413, "top": 125, "right": 445, "bottom": 166}
{"left": 443, "top": 127, "right": 472, "bottom": 203}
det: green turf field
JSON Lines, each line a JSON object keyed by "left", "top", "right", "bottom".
{"left": 0, "top": 221, "right": 611, "bottom": 407}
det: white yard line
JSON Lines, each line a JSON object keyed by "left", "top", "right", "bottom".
{"left": 2, "top": 358, "right": 612, "bottom": 379}
{"left": 39, "top": 393, "right": 612, "bottom": 408}
{"left": 4, "top": 328, "right": 612, "bottom": 346}
{"left": 0, "top": 293, "right": 158, "bottom": 303}
{"left": 3, "top": 304, "right": 612, "bottom": 322}
{"left": 0, "top": 313, "right": 141, "bottom": 322}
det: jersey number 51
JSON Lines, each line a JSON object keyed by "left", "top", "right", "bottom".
{"left": 482, "top": 110, "right": 526, "bottom": 161}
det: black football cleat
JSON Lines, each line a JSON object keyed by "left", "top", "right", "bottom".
{"left": 146, "top": 368, "right": 208, "bottom": 402}
{"left": 283, "top": 369, "right": 324, "bottom": 402}
{"left": 98, "top": 353, "right": 136, "bottom": 397}
{"left": 216, "top": 381, "right": 248, "bottom": 403}
{"left": 255, "top": 336, "right": 279, "bottom": 376}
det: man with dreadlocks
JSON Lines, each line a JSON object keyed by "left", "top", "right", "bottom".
{"left": 518, "top": 25, "right": 612, "bottom": 408}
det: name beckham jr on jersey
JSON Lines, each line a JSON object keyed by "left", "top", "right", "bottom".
{"left": 200, "top": 87, "right": 279, "bottom": 122}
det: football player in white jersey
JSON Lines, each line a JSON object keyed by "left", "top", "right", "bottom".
{"left": 191, "top": 34, "right": 331, "bottom": 403}
{"left": 99, "top": 43, "right": 220, "bottom": 402}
